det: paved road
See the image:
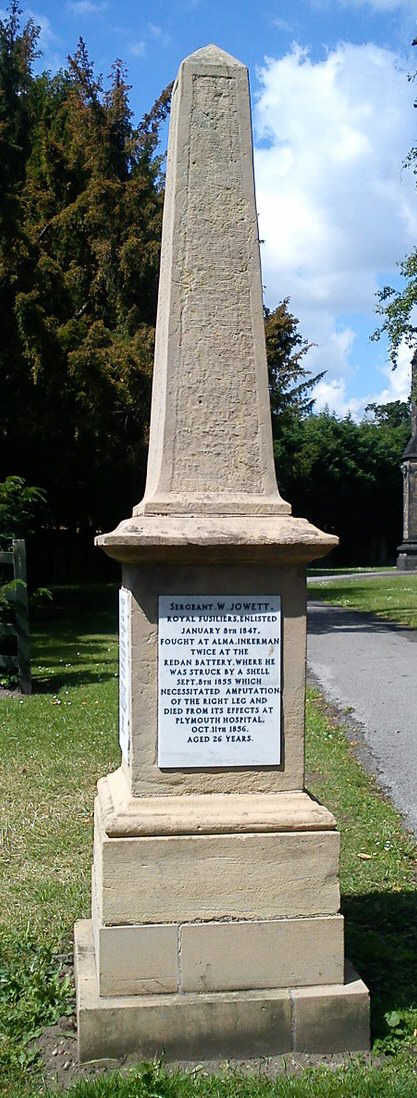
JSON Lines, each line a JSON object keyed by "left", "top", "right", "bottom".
{"left": 307, "top": 601, "right": 417, "bottom": 835}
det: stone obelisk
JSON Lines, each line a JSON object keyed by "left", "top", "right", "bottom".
{"left": 75, "top": 45, "right": 369, "bottom": 1061}
{"left": 397, "top": 350, "right": 417, "bottom": 570}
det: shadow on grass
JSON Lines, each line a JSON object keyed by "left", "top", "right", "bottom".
{"left": 343, "top": 889, "right": 417, "bottom": 1040}
{"left": 30, "top": 623, "right": 118, "bottom": 693}
{"left": 33, "top": 668, "right": 117, "bottom": 692}
{"left": 308, "top": 599, "right": 417, "bottom": 637}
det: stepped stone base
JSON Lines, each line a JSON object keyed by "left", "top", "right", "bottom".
{"left": 397, "top": 542, "right": 417, "bottom": 570}
{"left": 75, "top": 920, "right": 370, "bottom": 1063}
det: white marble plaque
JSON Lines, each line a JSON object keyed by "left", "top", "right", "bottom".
{"left": 158, "top": 595, "right": 281, "bottom": 768}
{"left": 118, "top": 588, "right": 131, "bottom": 763}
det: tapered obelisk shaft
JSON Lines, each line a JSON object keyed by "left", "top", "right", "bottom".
{"left": 136, "top": 44, "right": 290, "bottom": 516}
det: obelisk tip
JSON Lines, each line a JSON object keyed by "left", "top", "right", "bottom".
{"left": 182, "top": 43, "right": 246, "bottom": 68}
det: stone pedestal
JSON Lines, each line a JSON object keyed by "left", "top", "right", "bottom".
{"left": 397, "top": 353, "right": 417, "bottom": 570}
{"left": 397, "top": 454, "right": 417, "bottom": 569}
{"left": 75, "top": 43, "right": 369, "bottom": 1061}
{"left": 75, "top": 531, "right": 369, "bottom": 1059}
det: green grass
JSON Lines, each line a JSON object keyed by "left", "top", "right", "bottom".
{"left": 1, "top": 585, "right": 417, "bottom": 1096}
{"left": 0, "top": 585, "right": 120, "bottom": 1090}
{"left": 306, "top": 690, "right": 417, "bottom": 1052}
{"left": 8, "top": 1057, "right": 417, "bottom": 1098}
{"left": 308, "top": 575, "right": 417, "bottom": 628}
{"left": 0, "top": 585, "right": 120, "bottom": 944}
{"left": 307, "top": 567, "right": 396, "bottom": 576}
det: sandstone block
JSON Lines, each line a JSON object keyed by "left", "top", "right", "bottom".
{"left": 75, "top": 920, "right": 292, "bottom": 1062}
{"left": 292, "top": 965, "right": 370, "bottom": 1052}
{"left": 98, "top": 769, "right": 337, "bottom": 837}
{"left": 75, "top": 920, "right": 369, "bottom": 1062}
{"left": 97, "top": 923, "right": 177, "bottom": 997}
{"left": 180, "top": 915, "right": 344, "bottom": 992}
{"left": 94, "top": 810, "right": 340, "bottom": 925}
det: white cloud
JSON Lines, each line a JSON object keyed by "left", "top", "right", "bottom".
{"left": 272, "top": 17, "right": 293, "bottom": 31}
{"left": 68, "top": 0, "right": 108, "bottom": 13}
{"left": 24, "top": 9, "right": 63, "bottom": 69}
{"left": 147, "top": 22, "right": 170, "bottom": 45}
{"left": 254, "top": 42, "right": 417, "bottom": 412}
{"left": 26, "top": 8, "right": 58, "bottom": 48}
{"left": 313, "top": 377, "right": 366, "bottom": 416}
{"left": 312, "top": 339, "right": 412, "bottom": 417}
{"left": 339, "top": 0, "right": 415, "bottom": 10}
{"left": 373, "top": 339, "right": 413, "bottom": 402}
{"left": 130, "top": 40, "right": 146, "bottom": 57}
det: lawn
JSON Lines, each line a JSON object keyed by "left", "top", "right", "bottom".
{"left": 308, "top": 575, "right": 417, "bottom": 628}
{"left": 1, "top": 585, "right": 417, "bottom": 1097}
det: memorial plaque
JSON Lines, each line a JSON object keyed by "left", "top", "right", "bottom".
{"left": 158, "top": 595, "right": 281, "bottom": 768}
{"left": 118, "top": 588, "right": 131, "bottom": 763}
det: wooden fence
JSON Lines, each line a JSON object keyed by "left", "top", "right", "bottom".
{"left": 0, "top": 539, "right": 31, "bottom": 694}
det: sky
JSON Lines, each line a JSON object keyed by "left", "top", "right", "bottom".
{"left": 17, "top": 0, "right": 417, "bottom": 417}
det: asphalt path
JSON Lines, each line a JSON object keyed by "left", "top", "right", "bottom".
{"left": 307, "top": 601, "right": 417, "bottom": 836}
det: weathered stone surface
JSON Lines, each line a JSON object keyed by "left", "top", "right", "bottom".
{"left": 94, "top": 800, "right": 340, "bottom": 926}
{"left": 135, "top": 45, "right": 288, "bottom": 519}
{"left": 91, "top": 910, "right": 343, "bottom": 997}
{"left": 292, "top": 964, "right": 370, "bottom": 1052}
{"left": 180, "top": 916, "right": 344, "bottom": 992}
{"left": 98, "top": 768, "right": 337, "bottom": 837}
{"left": 75, "top": 921, "right": 368, "bottom": 1062}
{"left": 397, "top": 459, "right": 417, "bottom": 569}
{"left": 96, "top": 44, "right": 337, "bottom": 561}
{"left": 397, "top": 351, "right": 417, "bottom": 569}
{"left": 76, "top": 918, "right": 292, "bottom": 1061}
{"left": 97, "top": 513, "right": 337, "bottom": 563}
{"left": 96, "top": 922, "right": 177, "bottom": 997}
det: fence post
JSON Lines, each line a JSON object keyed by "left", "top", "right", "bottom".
{"left": 12, "top": 539, "right": 32, "bottom": 695}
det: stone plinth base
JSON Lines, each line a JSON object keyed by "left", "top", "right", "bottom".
{"left": 81, "top": 781, "right": 369, "bottom": 1059}
{"left": 93, "top": 787, "right": 341, "bottom": 927}
{"left": 397, "top": 542, "right": 417, "bottom": 570}
{"left": 75, "top": 921, "right": 369, "bottom": 1062}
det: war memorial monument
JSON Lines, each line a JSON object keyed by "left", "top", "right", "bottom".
{"left": 74, "top": 44, "right": 370, "bottom": 1061}
{"left": 397, "top": 350, "right": 417, "bottom": 570}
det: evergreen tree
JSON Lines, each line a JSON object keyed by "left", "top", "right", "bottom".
{"left": 265, "top": 299, "right": 325, "bottom": 501}
{"left": 0, "top": 7, "right": 172, "bottom": 536}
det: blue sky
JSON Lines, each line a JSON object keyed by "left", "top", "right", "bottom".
{"left": 20, "top": 0, "right": 417, "bottom": 416}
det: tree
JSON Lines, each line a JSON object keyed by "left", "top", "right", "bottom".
{"left": 364, "top": 400, "right": 411, "bottom": 428}
{"left": 0, "top": 476, "right": 46, "bottom": 548}
{"left": 279, "top": 408, "right": 410, "bottom": 563}
{"left": 266, "top": 299, "right": 323, "bottom": 423}
{"left": 265, "top": 299, "right": 325, "bottom": 501}
{"left": 0, "top": 1, "right": 39, "bottom": 239}
{"left": 0, "top": 6, "right": 172, "bottom": 542}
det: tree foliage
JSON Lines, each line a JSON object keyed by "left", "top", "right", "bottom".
{"left": 0, "top": 5, "right": 172, "bottom": 536}
{"left": 0, "top": 476, "right": 46, "bottom": 548}
{"left": 266, "top": 298, "right": 324, "bottom": 423}
{"left": 275, "top": 408, "right": 410, "bottom": 564}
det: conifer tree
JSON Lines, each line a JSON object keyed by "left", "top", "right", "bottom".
{"left": 0, "top": 6, "right": 171, "bottom": 534}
